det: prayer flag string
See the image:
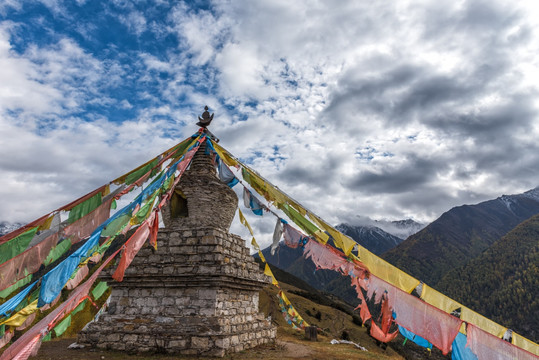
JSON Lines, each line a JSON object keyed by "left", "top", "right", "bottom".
{"left": 209, "top": 139, "right": 539, "bottom": 358}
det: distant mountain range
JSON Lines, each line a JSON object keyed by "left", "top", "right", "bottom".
{"left": 259, "top": 220, "right": 417, "bottom": 305}
{"left": 349, "top": 218, "right": 426, "bottom": 240}
{"left": 437, "top": 213, "right": 539, "bottom": 342}
{"left": 335, "top": 223, "right": 404, "bottom": 255}
{"left": 258, "top": 187, "right": 539, "bottom": 342}
{"left": 383, "top": 187, "right": 539, "bottom": 287}
{"left": 0, "top": 222, "right": 23, "bottom": 237}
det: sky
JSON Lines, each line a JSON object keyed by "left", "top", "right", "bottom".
{"left": 1, "top": 0, "right": 539, "bottom": 247}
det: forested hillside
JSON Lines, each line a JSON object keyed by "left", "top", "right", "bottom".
{"left": 383, "top": 188, "right": 539, "bottom": 286}
{"left": 437, "top": 213, "right": 539, "bottom": 342}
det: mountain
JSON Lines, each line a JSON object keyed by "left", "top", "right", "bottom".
{"left": 259, "top": 222, "right": 408, "bottom": 306}
{"left": 385, "top": 219, "right": 425, "bottom": 239}
{"left": 335, "top": 223, "right": 404, "bottom": 254}
{"left": 0, "top": 221, "right": 23, "bottom": 237}
{"left": 343, "top": 217, "right": 425, "bottom": 240}
{"left": 383, "top": 187, "right": 539, "bottom": 287}
{"left": 437, "top": 213, "right": 539, "bottom": 342}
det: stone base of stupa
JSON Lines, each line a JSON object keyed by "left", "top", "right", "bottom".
{"left": 78, "top": 226, "right": 276, "bottom": 356}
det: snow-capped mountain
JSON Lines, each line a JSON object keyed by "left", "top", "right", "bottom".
{"left": 384, "top": 186, "right": 539, "bottom": 286}
{"left": 385, "top": 219, "right": 426, "bottom": 239}
{"left": 0, "top": 222, "right": 23, "bottom": 237}
{"left": 335, "top": 223, "right": 404, "bottom": 255}
{"left": 339, "top": 216, "right": 425, "bottom": 240}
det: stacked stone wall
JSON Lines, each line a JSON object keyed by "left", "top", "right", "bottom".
{"left": 78, "top": 226, "right": 276, "bottom": 356}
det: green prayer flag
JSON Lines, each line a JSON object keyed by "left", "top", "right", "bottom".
{"left": 43, "top": 239, "right": 72, "bottom": 266}
{"left": 124, "top": 158, "right": 159, "bottom": 185}
{"left": 133, "top": 193, "right": 158, "bottom": 225}
{"left": 0, "top": 227, "right": 39, "bottom": 263}
{"left": 111, "top": 199, "right": 117, "bottom": 210}
{"left": 42, "top": 332, "right": 51, "bottom": 342}
{"left": 0, "top": 324, "right": 5, "bottom": 338}
{"left": 72, "top": 299, "right": 87, "bottom": 315}
{"left": 91, "top": 281, "right": 109, "bottom": 300}
{"left": 53, "top": 314, "right": 72, "bottom": 337}
{"left": 101, "top": 213, "right": 131, "bottom": 237}
{"left": 0, "top": 274, "right": 33, "bottom": 299}
{"left": 68, "top": 192, "right": 102, "bottom": 224}
{"left": 281, "top": 204, "right": 319, "bottom": 236}
{"left": 29, "top": 288, "right": 40, "bottom": 302}
{"left": 163, "top": 174, "right": 175, "bottom": 191}
{"left": 169, "top": 138, "right": 193, "bottom": 161}
{"left": 96, "top": 240, "right": 112, "bottom": 255}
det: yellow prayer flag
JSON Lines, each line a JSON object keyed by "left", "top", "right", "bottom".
{"left": 38, "top": 214, "right": 55, "bottom": 231}
{"left": 264, "top": 264, "right": 279, "bottom": 286}
{"left": 421, "top": 285, "right": 507, "bottom": 338}
{"left": 308, "top": 213, "right": 355, "bottom": 253}
{"left": 212, "top": 142, "right": 240, "bottom": 167}
{"left": 279, "top": 291, "right": 291, "bottom": 305}
{"left": 0, "top": 300, "right": 38, "bottom": 327}
{"left": 258, "top": 250, "right": 266, "bottom": 263}
{"left": 251, "top": 237, "right": 260, "bottom": 251}
{"left": 513, "top": 333, "right": 539, "bottom": 357}
{"left": 358, "top": 247, "right": 420, "bottom": 293}
{"left": 238, "top": 209, "right": 254, "bottom": 236}
{"left": 329, "top": 229, "right": 356, "bottom": 255}
{"left": 314, "top": 230, "right": 330, "bottom": 244}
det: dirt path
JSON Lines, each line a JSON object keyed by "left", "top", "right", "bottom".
{"left": 28, "top": 335, "right": 399, "bottom": 360}
{"left": 29, "top": 338, "right": 315, "bottom": 360}
{"left": 275, "top": 339, "right": 315, "bottom": 358}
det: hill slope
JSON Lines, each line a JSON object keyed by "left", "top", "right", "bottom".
{"left": 383, "top": 187, "right": 539, "bottom": 286}
{"left": 259, "top": 263, "right": 445, "bottom": 360}
{"left": 437, "top": 213, "right": 539, "bottom": 342}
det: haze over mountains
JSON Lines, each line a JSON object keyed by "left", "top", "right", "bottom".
{"left": 344, "top": 217, "right": 425, "bottom": 240}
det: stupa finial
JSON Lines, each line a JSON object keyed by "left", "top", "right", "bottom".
{"left": 197, "top": 105, "right": 214, "bottom": 128}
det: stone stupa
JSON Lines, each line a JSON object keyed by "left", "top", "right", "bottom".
{"left": 78, "top": 108, "right": 276, "bottom": 356}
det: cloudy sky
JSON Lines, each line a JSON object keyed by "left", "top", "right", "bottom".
{"left": 1, "top": 0, "right": 538, "bottom": 246}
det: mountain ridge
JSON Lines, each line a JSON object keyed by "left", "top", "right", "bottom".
{"left": 382, "top": 187, "right": 539, "bottom": 286}
{"left": 259, "top": 221, "right": 410, "bottom": 305}
{"left": 0, "top": 221, "right": 23, "bottom": 237}
{"left": 437, "top": 213, "right": 539, "bottom": 342}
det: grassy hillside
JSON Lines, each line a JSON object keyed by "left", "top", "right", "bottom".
{"left": 437, "top": 213, "right": 539, "bottom": 342}
{"left": 263, "top": 263, "right": 448, "bottom": 360}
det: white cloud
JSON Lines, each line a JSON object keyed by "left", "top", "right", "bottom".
{"left": 0, "top": 23, "right": 63, "bottom": 115}
{"left": 1, "top": 1, "right": 539, "bottom": 252}
{"left": 118, "top": 10, "right": 147, "bottom": 36}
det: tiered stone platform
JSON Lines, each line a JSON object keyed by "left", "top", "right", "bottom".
{"left": 78, "top": 139, "right": 276, "bottom": 356}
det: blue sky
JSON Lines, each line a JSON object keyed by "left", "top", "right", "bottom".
{"left": 1, "top": 0, "right": 539, "bottom": 246}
